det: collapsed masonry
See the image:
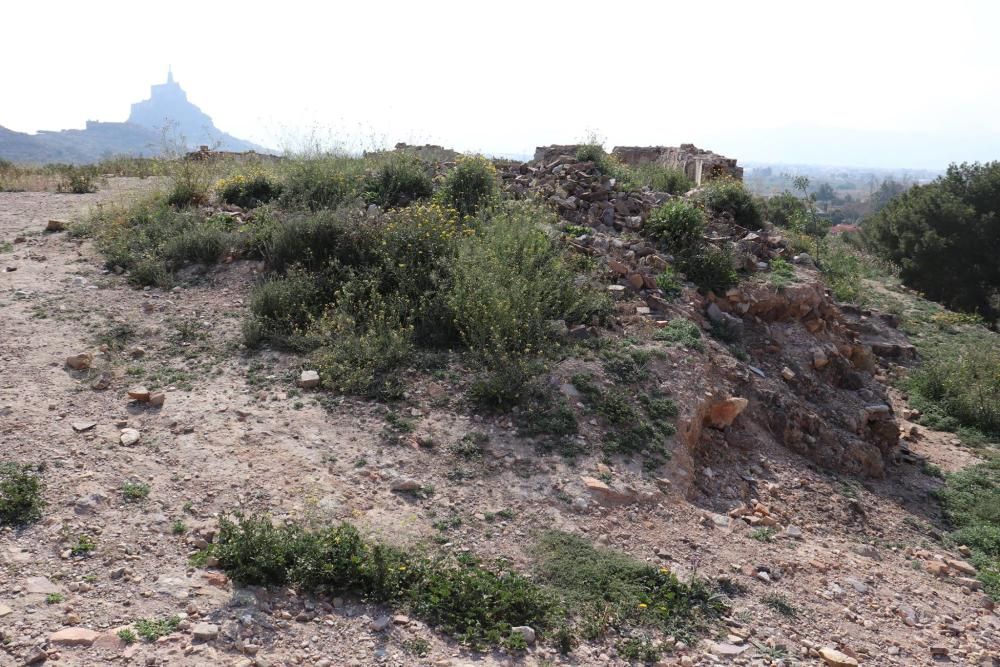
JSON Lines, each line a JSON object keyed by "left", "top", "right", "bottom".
{"left": 532, "top": 143, "right": 742, "bottom": 185}
{"left": 612, "top": 144, "right": 743, "bottom": 184}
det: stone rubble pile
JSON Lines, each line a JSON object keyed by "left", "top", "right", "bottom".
{"left": 500, "top": 152, "right": 667, "bottom": 233}
{"left": 497, "top": 147, "right": 789, "bottom": 312}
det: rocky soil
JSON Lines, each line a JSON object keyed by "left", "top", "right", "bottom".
{"left": 1, "top": 181, "right": 997, "bottom": 667}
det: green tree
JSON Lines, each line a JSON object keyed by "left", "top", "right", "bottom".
{"left": 864, "top": 162, "right": 1000, "bottom": 321}
{"left": 869, "top": 178, "right": 908, "bottom": 214}
{"left": 814, "top": 182, "right": 836, "bottom": 202}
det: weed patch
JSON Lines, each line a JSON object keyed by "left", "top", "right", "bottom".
{"left": 935, "top": 457, "right": 1000, "bottom": 598}
{"left": 0, "top": 463, "right": 44, "bottom": 526}
{"left": 533, "top": 531, "right": 725, "bottom": 642}
{"left": 654, "top": 318, "right": 704, "bottom": 351}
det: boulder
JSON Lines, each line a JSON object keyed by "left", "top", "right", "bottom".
{"left": 818, "top": 647, "right": 859, "bottom": 667}
{"left": 65, "top": 353, "right": 92, "bottom": 370}
{"left": 706, "top": 397, "right": 748, "bottom": 429}
{"left": 48, "top": 627, "right": 100, "bottom": 647}
{"left": 297, "top": 370, "right": 320, "bottom": 389}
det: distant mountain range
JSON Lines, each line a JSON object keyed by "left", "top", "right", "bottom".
{"left": 0, "top": 70, "right": 268, "bottom": 164}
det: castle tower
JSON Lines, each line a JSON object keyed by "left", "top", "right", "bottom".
{"left": 167, "top": 66, "right": 174, "bottom": 85}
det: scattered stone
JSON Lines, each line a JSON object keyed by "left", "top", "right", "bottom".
{"left": 46, "top": 219, "right": 67, "bottom": 232}
{"left": 370, "top": 616, "right": 392, "bottom": 632}
{"left": 297, "top": 370, "right": 320, "bottom": 389}
{"left": 930, "top": 646, "right": 949, "bottom": 658}
{"left": 818, "top": 647, "right": 859, "bottom": 667}
{"left": 128, "top": 348, "right": 146, "bottom": 359}
{"left": 843, "top": 577, "right": 869, "bottom": 594}
{"left": 510, "top": 625, "right": 536, "bottom": 644}
{"left": 23, "top": 648, "right": 48, "bottom": 665}
{"left": 148, "top": 391, "right": 166, "bottom": 407}
{"left": 389, "top": 478, "right": 421, "bottom": 492}
{"left": 783, "top": 525, "right": 803, "bottom": 539}
{"left": 65, "top": 353, "right": 92, "bottom": 370}
{"left": 0, "top": 604, "right": 11, "bottom": 618}
{"left": 852, "top": 544, "right": 882, "bottom": 561}
{"left": 191, "top": 622, "right": 219, "bottom": 642}
{"left": 392, "top": 614, "right": 410, "bottom": 625}
{"left": 71, "top": 421, "right": 97, "bottom": 432}
{"left": 580, "top": 476, "right": 639, "bottom": 505}
{"left": 812, "top": 348, "right": 829, "bottom": 369}
{"left": 946, "top": 558, "right": 977, "bottom": 576}
{"left": 90, "top": 372, "right": 112, "bottom": 390}
{"left": 127, "top": 387, "right": 151, "bottom": 402}
{"left": 781, "top": 366, "right": 796, "bottom": 381}
{"left": 48, "top": 627, "right": 100, "bottom": 647}
{"left": 120, "top": 428, "right": 141, "bottom": 446}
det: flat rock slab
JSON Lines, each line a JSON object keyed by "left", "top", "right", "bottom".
{"left": 711, "top": 641, "right": 750, "bottom": 657}
{"left": 819, "top": 647, "right": 859, "bottom": 667}
{"left": 71, "top": 421, "right": 97, "bottom": 432}
{"left": 191, "top": 622, "right": 219, "bottom": 641}
{"left": 49, "top": 627, "right": 100, "bottom": 646}
{"left": 25, "top": 577, "right": 61, "bottom": 595}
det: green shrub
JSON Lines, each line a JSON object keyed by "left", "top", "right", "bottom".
{"left": 821, "top": 245, "right": 866, "bottom": 303}
{"left": 216, "top": 170, "right": 283, "bottom": 208}
{"left": 762, "top": 191, "right": 808, "bottom": 227}
{"left": 362, "top": 155, "right": 433, "bottom": 208}
{"left": 280, "top": 156, "right": 365, "bottom": 210}
{"left": 408, "top": 559, "right": 555, "bottom": 650}
{"left": 533, "top": 531, "right": 725, "bottom": 639}
{"left": 243, "top": 270, "right": 328, "bottom": 349}
{"left": 768, "top": 257, "right": 794, "bottom": 288}
{"left": 89, "top": 198, "right": 233, "bottom": 285}
{"left": 448, "top": 202, "right": 609, "bottom": 357}
{"left": 0, "top": 463, "right": 44, "bottom": 526}
{"left": 165, "top": 164, "right": 210, "bottom": 208}
{"left": 122, "top": 481, "right": 150, "bottom": 502}
{"left": 468, "top": 355, "right": 540, "bottom": 409}
{"left": 908, "top": 347, "right": 1000, "bottom": 436}
{"left": 310, "top": 293, "right": 414, "bottom": 399}
{"left": 57, "top": 166, "right": 98, "bottom": 194}
{"left": 697, "top": 178, "right": 762, "bottom": 227}
{"left": 215, "top": 513, "right": 556, "bottom": 650}
{"left": 134, "top": 616, "right": 181, "bottom": 642}
{"left": 160, "top": 224, "right": 230, "bottom": 267}
{"left": 681, "top": 245, "right": 738, "bottom": 294}
{"left": 436, "top": 155, "right": 498, "bottom": 218}
{"left": 627, "top": 163, "right": 693, "bottom": 194}
{"left": 645, "top": 201, "right": 706, "bottom": 255}
{"left": 576, "top": 143, "right": 610, "bottom": 169}
{"left": 656, "top": 265, "right": 683, "bottom": 297}
{"left": 935, "top": 458, "right": 1000, "bottom": 598}
{"left": 127, "top": 258, "right": 172, "bottom": 288}
{"left": 654, "top": 319, "right": 702, "bottom": 349}
{"left": 263, "top": 208, "right": 380, "bottom": 274}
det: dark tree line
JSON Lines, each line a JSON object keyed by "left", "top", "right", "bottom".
{"left": 864, "top": 162, "right": 1000, "bottom": 322}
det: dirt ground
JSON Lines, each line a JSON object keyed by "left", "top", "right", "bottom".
{"left": 0, "top": 181, "right": 997, "bottom": 666}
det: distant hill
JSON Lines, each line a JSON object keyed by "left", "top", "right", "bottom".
{"left": 0, "top": 69, "right": 268, "bottom": 164}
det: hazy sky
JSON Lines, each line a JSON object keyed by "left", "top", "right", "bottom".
{"left": 4, "top": 0, "right": 1000, "bottom": 168}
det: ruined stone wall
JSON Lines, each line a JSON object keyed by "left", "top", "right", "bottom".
{"left": 532, "top": 144, "right": 743, "bottom": 184}
{"left": 612, "top": 144, "right": 743, "bottom": 183}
